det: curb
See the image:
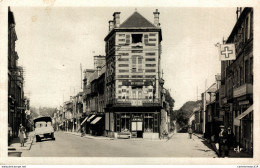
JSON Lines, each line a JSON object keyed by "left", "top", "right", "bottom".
{"left": 64, "top": 132, "right": 114, "bottom": 140}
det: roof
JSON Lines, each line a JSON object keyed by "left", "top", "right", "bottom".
{"left": 119, "top": 11, "right": 156, "bottom": 28}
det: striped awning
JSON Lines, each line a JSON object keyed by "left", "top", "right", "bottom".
{"left": 87, "top": 115, "right": 95, "bottom": 122}
{"left": 234, "top": 105, "right": 253, "bottom": 126}
{"left": 80, "top": 116, "right": 89, "bottom": 126}
{"left": 90, "top": 117, "right": 102, "bottom": 125}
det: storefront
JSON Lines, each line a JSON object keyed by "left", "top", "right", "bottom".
{"left": 113, "top": 112, "right": 160, "bottom": 139}
{"left": 234, "top": 105, "right": 253, "bottom": 155}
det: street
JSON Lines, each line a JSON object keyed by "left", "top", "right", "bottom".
{"left": 21, "top": 132, "right": 217, "bottom": 157}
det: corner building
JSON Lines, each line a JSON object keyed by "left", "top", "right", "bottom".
{"left": 104, "top": 10, "right": 163, "bottom": 139}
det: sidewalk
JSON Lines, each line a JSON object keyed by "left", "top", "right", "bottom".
{"left": 193, "top": 133, "right": 252, "bottom": 158}
{"left": 65, "top": 131, "right": 175, "bottom": 141}
{"left": 8, "top": 132, "right": 34, "bottom": 157}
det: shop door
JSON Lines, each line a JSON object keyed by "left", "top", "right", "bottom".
{"left": 131, "top": 121, "right": 143, "bottom": 138}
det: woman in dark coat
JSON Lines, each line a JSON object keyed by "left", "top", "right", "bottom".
{"left": 18, "top": 124, "right": 26, "bottom": 147}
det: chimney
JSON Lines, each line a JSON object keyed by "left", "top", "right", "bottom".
{"left": 153, "top": 9, "right": 160, "bottom": 27}
{"left": 109, "top": 20, "right": 114, "bottom": 31}
{"left": 113, "top": 12, "right": 121, "bottom": 28}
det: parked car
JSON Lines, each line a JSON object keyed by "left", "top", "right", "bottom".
{"left": 34, "top": 116, "right": 55, "bottom": 142}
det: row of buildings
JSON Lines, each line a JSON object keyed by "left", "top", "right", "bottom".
{"left": 190, "top": 7, "right": 253, "bottom": 156}
{"left": 8, "top": 7, "right": 31, "bottom": 143}
{"left": 52, "top": 9, "right": 172, "bottom": 139}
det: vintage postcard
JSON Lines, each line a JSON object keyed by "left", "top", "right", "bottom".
{"left": 0, "top": 0, "right": 259, "bottom": 166}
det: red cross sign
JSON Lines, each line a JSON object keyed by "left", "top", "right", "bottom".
{"left": 219, "top": 44, "right": 236, "bottom": 61}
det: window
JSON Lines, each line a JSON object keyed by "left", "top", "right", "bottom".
{"left": 145, "top": 69, "right": 156, "bottom": 73}
{"left": 119, "top": 69, "right": 129, "bottom": 73}
{"left": 250, "top": 57, "right": 253, "bottom": 83}
{"left": 144, "top": 113, "right": 153, "bottom": 132}
{"left": 131, "top": 34, "right": 143, "bottom": 43}
{"left": 145, "top": 58, "right": 155, "bottom": 61}
{"left": 245, "top": 60, "right": 249, "bottom": 83}
{"left": 119, "top": 58, "right": 129, "bottom": 61}
{"left": 119, "top": 39, "right": 125, "bottom": 42}
{"left": 250, "top": 12, "right": 253, "bottom": 38}
{"left": 126, "top": 35, "right": 130, "bottom": 44}
{"left": 119, "top": 64, "right": 128, "bottom": 67}
{"left": 149, "top": 38, "right": 156, "bottom": 41}
{"left": 121, "top": 113, "right": 130, "bottom": 132}
{"left": 118, "top": 75, "right": 129, "bottom": 78}
{"left": 119, "top": 53, "right": 129, "bottom": 56}
{"left": 245, "top": 17, "right": 250, "bottom": 40}
{"left": 149, "top": 33, "right": 156, "bottom": 36}
{"left": 145, "top": 52, "right": 155, "bottom": 56}
{"left": 146, "top": 64, "right": 156, "bottom": 67}
{"left": 119, "top": 34, "right": 125, "bottom": 37}
{"left": 132, "top": 50, "right": 142, "bottom": 53}
{"left": 132, "top": 56, "right": 142, "bottom": 72}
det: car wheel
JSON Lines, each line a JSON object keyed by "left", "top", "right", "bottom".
{"left": 36, "top": 135, "right": 41, "bottom": 142}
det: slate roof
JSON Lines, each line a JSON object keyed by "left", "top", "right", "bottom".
{"left": 119, "top": 11, "right": 156, "bottom": 28}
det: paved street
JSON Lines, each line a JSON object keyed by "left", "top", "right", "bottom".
{"left": 21, "top": 132, "right": 217, "bottom": 157}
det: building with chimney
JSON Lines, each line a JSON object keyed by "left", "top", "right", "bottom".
{"left": 8, "top": 7, "right": 27, "bottom": 141}
{"left": 81, "top": 55, "right": 106, "bottom": 135}
{"left": 219, "top": 7, "right": 253, "bottom": 155}
{"left": 104, "top": 9, "right": 164, "bottom": 139}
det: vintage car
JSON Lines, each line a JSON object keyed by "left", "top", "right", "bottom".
{"left": 34, "top": 116, "right": 55, "bottom": 142}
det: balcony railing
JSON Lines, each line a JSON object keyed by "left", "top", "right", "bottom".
{"left": 115, "top": 98, "right": 160, "bottom": 107}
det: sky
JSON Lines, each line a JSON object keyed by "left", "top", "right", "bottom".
{"left": 12, "top": 7, "right": 237, "bottom": 110}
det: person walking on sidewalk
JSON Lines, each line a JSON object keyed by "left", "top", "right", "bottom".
{"left": 218, "top": 125, "right": 228, "bottom": 157}
{"left": 18, "top": 124, "right": 26, "bottom": 147}
{"left": 226, "top": 126, "right": 234, "bottom": 156}
{"left": 188, "top": 125, "right": 192, "bottom": 139}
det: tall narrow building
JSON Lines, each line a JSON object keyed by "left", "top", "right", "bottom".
{"left": 104, "top": 9, "right": 163, "bottom": 139}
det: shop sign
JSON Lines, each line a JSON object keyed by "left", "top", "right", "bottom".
{"left": 17, "top": 107, "right": 25, "bottom": 110}
{"left": 239, "top": 100, "right": 250, "bottom": 105}
{"left": 219, "top": 110, "right": 225, "bottom": 116}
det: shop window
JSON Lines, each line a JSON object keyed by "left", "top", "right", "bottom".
{"left": 132, "top": 34, "right": 143, "bottom": 44}
{"left": 144, "top": 114, "right": 153, "bottom": 132}
{"left": 121, "top": 113, "right": 130, "bottom": 132}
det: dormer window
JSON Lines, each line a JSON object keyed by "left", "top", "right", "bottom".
{"left": 132, "top": 34, "right": 143, "bottom": 44}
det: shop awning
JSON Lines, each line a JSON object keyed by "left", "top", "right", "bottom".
{"left": 87, "top": 115, "right": 95, "bottom": 122}
{"left": 90, "top": 117, "right": 102, "bottom": 125}
{"left": 234, "top": 105, "right": 253, "bottom": 126}
{"left": 80, "top": 116, "right": 89, "bottom": 126}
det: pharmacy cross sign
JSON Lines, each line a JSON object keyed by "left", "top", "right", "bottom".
{"left": 221, "top": 46, "right": 233, "bottom": 58}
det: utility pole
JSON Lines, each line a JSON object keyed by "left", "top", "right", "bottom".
{"left": 203, "top": 79, "right": 207, "bottom": 137}
{"left": 80, "top": 63, "right": 82, "bottom": 90}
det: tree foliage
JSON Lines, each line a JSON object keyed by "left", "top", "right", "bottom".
{"left": 38, "top": 107, "right": 57, "bottom": 117}
{"left": 29, "top": 106, "right": 39, "bottom": 120}
{"left": 172, "top": 100, "right": 202, "bottom": 131}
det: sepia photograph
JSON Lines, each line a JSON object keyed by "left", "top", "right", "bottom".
{"left": 1, "top": 0, "right": 260, "bottom": 166}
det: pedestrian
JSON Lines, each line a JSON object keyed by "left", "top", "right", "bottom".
{"left": 218, "top": 125, "right": 227, "bottom": 157}
{"left": 226, "top": 126, "right": 234, "bottom": 156}
{"left": 81, "top": 126, "right": 85, "bottom": 137}
{"left": 18, "top": 124, "right": 26, "bottom": 147}
{"left": 188, "top": 125, "right": 192, "bottom": 139}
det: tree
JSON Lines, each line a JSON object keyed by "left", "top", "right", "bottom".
{"left": 164, "top": 89, "right": 175, "bottom": 131}
{"left": 30, "top": 106, "right": 39, "bottom": 120}
{"left": 39, "top": 107, "right": 57, "bottom": 117}
{"left": 173, "top": 100, "right": 202, "bottom": 132}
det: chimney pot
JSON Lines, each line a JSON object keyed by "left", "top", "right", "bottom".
{"left": 113, "top": 12, "right": 121, "bottom": 28}
{"left": 153, "top": 9, "right": 160, "bottom": 27}
{"left": 109, "top": 20, "right": 114, "bottom": 31}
